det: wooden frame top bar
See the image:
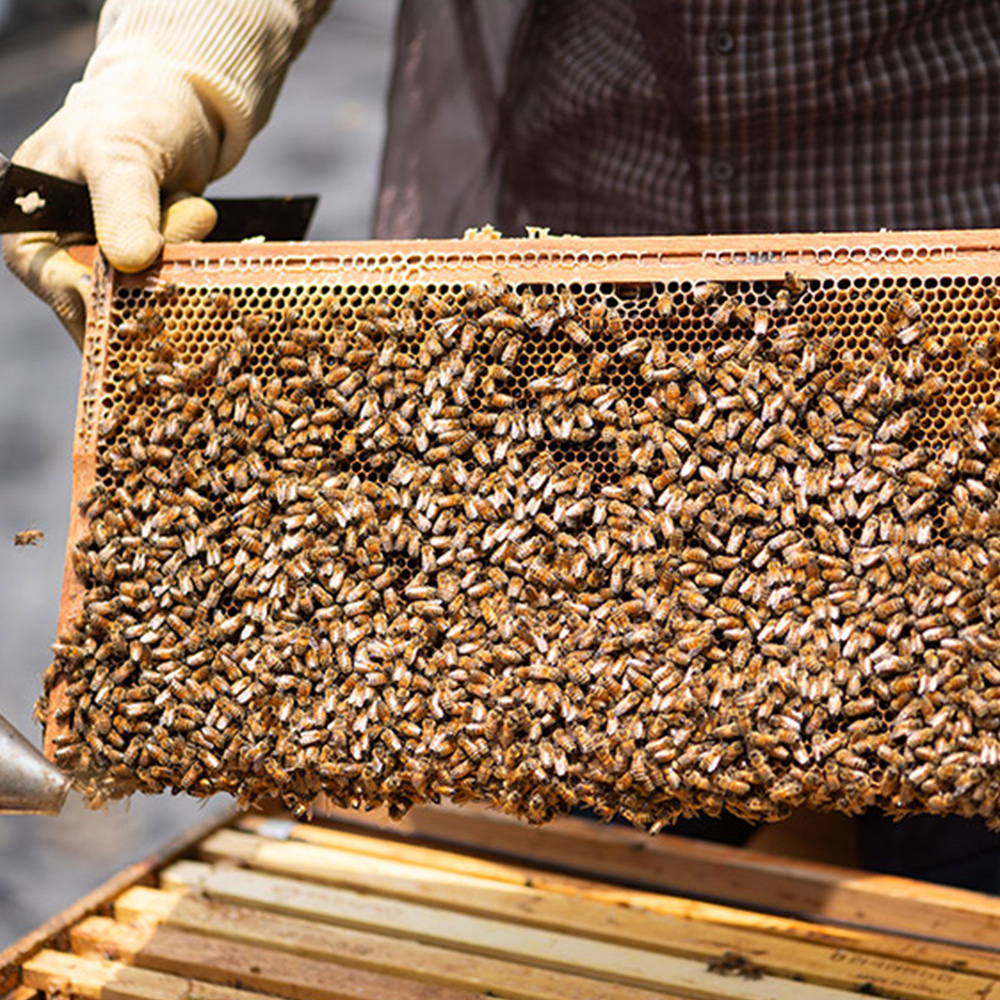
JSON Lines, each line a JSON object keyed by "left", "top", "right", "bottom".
{"left": 92, "top": 229, "right": 1000, "bottom": 290}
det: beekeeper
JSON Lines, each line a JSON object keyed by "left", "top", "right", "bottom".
{"left": 5, "top": 0, "right": 1000, "bottom": 890}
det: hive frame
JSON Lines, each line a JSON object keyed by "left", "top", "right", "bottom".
{"left": 44, "top": 230, "right": 1000, "bottom": 822}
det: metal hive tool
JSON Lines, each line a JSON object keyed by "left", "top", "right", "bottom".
{"left": 41, "top": 232, "right": 1000, "bottom": 826}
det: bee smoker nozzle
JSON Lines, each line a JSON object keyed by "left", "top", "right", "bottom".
{"left": 0, "top": 711, "right": 71, "bottom": 814}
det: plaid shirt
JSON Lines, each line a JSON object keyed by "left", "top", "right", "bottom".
{"left": 376, "top": 0, "right": 1000, "bottom": 238}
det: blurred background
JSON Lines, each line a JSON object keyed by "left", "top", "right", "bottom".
{"left": 0, "top": 0, "right": 396, "bottom": 950}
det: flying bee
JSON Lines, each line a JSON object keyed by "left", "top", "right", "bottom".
{"left": 13, "top": 530, "right": 43, "bottom": 546}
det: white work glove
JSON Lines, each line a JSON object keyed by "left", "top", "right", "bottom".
{"left": 4, "top": 0, "right": 330, "bottom": 347}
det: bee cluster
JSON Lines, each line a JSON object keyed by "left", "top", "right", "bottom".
{"left": 44, "top": 270, "right": 1000, "bottom": 827}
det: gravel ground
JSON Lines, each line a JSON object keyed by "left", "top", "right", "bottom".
{"left": 0, "top": 0, "right": 396, "bottom": 951}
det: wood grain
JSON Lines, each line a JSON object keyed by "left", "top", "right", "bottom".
{"left": 165, "top": 856, "right": 882, "bottom": 1000}
{"left": 22, "top": 949, "right": 280, "bottom": 1000}
{"left": 114, "top": 886, "right": 671, "bottom": 1000}
{"left": 71, "top": 917, "right": 491, "bottom": 1000}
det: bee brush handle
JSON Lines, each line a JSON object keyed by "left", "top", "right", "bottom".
{"left": 0, "top": 710, "right": 72, "bottom": 814}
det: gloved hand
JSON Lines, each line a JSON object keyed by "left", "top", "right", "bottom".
{"left": 4, "top": 76, "right": 221, "bottom": 346}
{"left": 4, "top": 0, "right": 331, "bottom": 347}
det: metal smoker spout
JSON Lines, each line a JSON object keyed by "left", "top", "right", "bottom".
{"left": 0, "top": 711, "right": 71, "bottom": 814}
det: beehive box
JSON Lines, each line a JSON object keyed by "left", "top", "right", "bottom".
{"left": 5, "top": 804, "right": 1000, "bottom": 1000}
{"left": 42, "top": 231, "right": 1000, "bottom": 825}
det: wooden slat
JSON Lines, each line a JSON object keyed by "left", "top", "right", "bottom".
{"left": 13, "top": 809, "right": 1000, "bottom": 1000}
{"left": 115, "top": 886, "right": 669, "bottom": 1000}
{"left": 128, "top": 230, "right": 1000, "bottom": 290}
{"left": 163, "top": 858, "right": 871, "bottom": 1000}
{"left": 241, "top": 814, "right": 1000, "bottom": 979}
{"left": 21, "top": 949, "right": 281, "bottom": 1000}
{"left": 71, "top": 917, "right": 491, "bottom": 1000}
{"left": 204, "top": 825, "right": 1000, "bottom": 998}
{"left": 313, "top": 805, "right": 1000, "bottom": 951}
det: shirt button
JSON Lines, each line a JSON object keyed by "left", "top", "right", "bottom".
{"left": 710, "top": 160, "right": 735, "bottom": 183}
{"left": 710, "top": 30, "right": 736, "bottom": 55}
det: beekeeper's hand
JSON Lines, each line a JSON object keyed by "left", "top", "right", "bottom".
{"left": 4, "top": 0, "right": 330, "bottom": 347}
{"left": 4, "top": 90, "right": 220, "bottom": 347}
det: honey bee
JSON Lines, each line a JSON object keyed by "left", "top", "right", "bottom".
{"left": 553, "top": 351, "right": 578, "bottom": 377}
{"left": 617, "top": 338, "right": 648, "bottom": 361}
{"left": 692, "top": 281, "right": 723, "bottom": 307}
{"left": 716, "top": 774, "right": 751, "bottom": 796}
{"left": 655, "top": 291, "right": 674, "bottom": 319}
{"left": 586, "top": 299, "right": 608, "bottom": 334}
{"left": 896, "top": 289, "right": 922, "bottom": 323}
{"left": 13, "top": 530, "right": 43, "bottom": 546}
{"left": 782, "top": 271, "right": 807, "bottom": 297}
{"left": 135, "top": 306, "right": 165, "bottom": 339}
{"left": 711, "top": 298, "right": 737, "bottom": 330}
{"left": 562, "top": 319, "right": 591, "bottom": 349}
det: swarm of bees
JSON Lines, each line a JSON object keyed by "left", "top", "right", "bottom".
{"left": 42, "top": 269, "right": 1000, "bottom": 828}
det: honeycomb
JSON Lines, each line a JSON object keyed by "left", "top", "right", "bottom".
{"left": 41, "top": 235, "right": 1000, "bottom": 827}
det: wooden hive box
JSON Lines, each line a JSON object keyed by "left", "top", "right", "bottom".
{"left": 3, "top": 806, "right": 1000, "bottom": 1000}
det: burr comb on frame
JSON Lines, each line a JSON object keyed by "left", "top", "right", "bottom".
{"left": 39, "top": 230, "right": 1000, "bottom": 827}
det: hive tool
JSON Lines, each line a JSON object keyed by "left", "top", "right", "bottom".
{"left": 0, "top": 151, "right": 318, "bottom": 240}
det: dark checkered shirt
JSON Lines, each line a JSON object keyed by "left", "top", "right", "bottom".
{"left": 376, "top": 0, "right": 1000, "bottom": 239}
